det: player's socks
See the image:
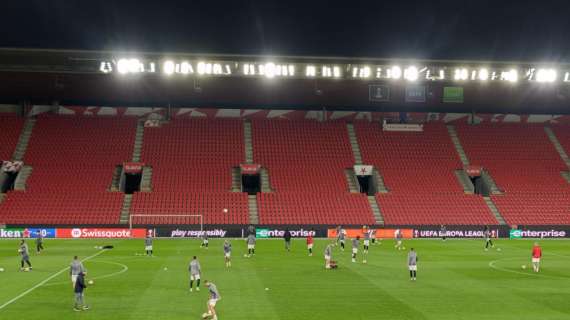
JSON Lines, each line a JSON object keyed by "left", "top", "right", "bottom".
{"left": 197, "top": 279, "right": 200, "bottom": 289}
{"left": 190, "top": 280, "right": 194, "bottom": 291}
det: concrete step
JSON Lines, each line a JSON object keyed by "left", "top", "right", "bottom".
{"left": 345, "top": 169, "right": 359, "bottom": 193}
{"left": 12, "top": 118, "right": 36, "bottom": 161}
{"left": 455, "top": 170, "right": 474, "bottom": 194}
{"left": 243, "top": 121, "right": 254, "bottom": 164}
{"left": 481, "top": 170, "right": 502, "bottom": 195}
{"left": 119, "top": 194, "right": 134, "bottom": 224}
{"left": 367, "top": 196, "right": 384, "bottom": 225}
{"left": 346, "top": 123, "right": 363, "bottom": 165}
{"left": 247, "top": 194, "right": 259, "bottom": 224}
{"left": 14, "top": 166, "right": 32, "bottom": 191}
{"left": 140, "top": 166, "right": 153, "bottom": 192}
{"left": 483, "top": 196, "right": 506, "bottom": 225}
{"left": 373, "top": 169, "right": 389, "bottom": 193}
{"left": 446, "top": 125, "right": 470, "bottom": 166}
{"left": 260, "top": 168, "right": 273, "bottom": 192}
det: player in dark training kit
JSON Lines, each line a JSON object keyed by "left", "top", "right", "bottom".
{"left": 35, "top": 230, "right": 45, "bottom": 253}
{"left": 19, "top": 240, "right": 32, "bottom": 271}
{"left": 484, "top": 226, "right": 494, "bottom": 251}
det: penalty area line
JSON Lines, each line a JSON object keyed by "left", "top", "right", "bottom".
{"left": 0, "top": 249, "right": 106, "bottom": 311}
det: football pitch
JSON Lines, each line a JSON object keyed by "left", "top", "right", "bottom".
{"left": 0, "top": 238, "right": 569, "bottom": 320}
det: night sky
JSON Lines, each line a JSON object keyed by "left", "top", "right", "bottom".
{"left": 2, "top": 0, "right": 569, "bottom": 61}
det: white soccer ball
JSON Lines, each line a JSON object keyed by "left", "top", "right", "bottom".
{"left": 24, "top": 267, "right": 29, "bottom": 272}
{"left": 244, "top": 254, "right": 248, "bottom": 258}
{"left": 202, "top": 312, "right": 210, "bottom": 319}
{"left": 521, "top": 265, "right": 527, "bottom": 270}
{"left": 402, "top": 247, "right": 406, "bottom": 250}
{"left": 88, "top": 280, "right": 94, "bottom": 285}
{"left": 497, "top": 248, "right": 501, "bottom": 252}
{"left": 265, "top": 287, "right": 269, "bottom": 291}
{"left": 0, "top": 267, "right": 4, "bottom": 272}
{"left": 164, "top": 267, "right": 168, "bottom": 271}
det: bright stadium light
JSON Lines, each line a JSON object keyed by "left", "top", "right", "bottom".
{"left": 536, "top": 68, "right": 557, "bottom": 83}
{"left": 503, "top": 69, "right": 518, "bottom": 82}
{"left": 404, "top": 66, "right": 419, "bottom": 81}
{"left": 163, "top": 60, "right": 175, "bottom": 75}
{"left": 454, "top": 68, "right": 468, "bottom": 81}
{"left": 390, "top": 66, "right": 402, "bottom": 79}
{"left": 478, "top": 68, "right": 489, "bottom": 81}
{"left": 306, "top": 65, "right": 316, "bottom": 77}
{"left": 180, "top": 61, "right": 193, "bottom": 74}
{"left": 117, "top": 59, "right": 130, "bottom": 74}
{"left": 264, "top": 63, "right": 276, "bottom": 78}
{"left": 127, "top": 59, "right": 142, "bottom": 73}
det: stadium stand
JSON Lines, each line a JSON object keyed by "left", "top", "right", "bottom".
{"left": 0, "top": 113, "right": 24, "bottom": 160}
{"left": 130, "top": 119, "right": 249, "bottom": 225}
{"left": 252, "top": 120, "right": 375, "bottom": 225}
{"left": 355, "top": 122, "right": 498, "bottom": 225}
{"left": 0, "top": 115, "right": 135, "bottom": 224}
{"left": 456, "top": 123, "right": 570, "bottom": 225}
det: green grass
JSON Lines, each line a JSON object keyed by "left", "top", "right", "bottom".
{"left": 1, "top": 238, "right": 569, "bottom": 320}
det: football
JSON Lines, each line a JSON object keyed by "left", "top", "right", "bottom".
{"left": 202, "top": 312, "right": 210, "bottom": 319}
{"left": 521, "top": 265, "right": 527, "bottom": 269}
{"left": 0, "top": 267, "right": 4, "bottom": 272}
{"left": 88, "top": 280, "right": 94, "bottom": 285}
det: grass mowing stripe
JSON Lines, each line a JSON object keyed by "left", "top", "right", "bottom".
{"left": 0, "top": 249, "right": 105, "bottom": 310}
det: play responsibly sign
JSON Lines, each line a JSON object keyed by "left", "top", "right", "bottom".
{"left": 256, "top": 228, "right": 316, "bottom": 239}
{"left": 509, "top": 229, "right": 567, "bottom": 239}
{"left": 168, "top": 229, "right": 228, "bottom": 238}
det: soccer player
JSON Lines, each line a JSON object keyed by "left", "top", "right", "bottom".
{"left": 484, "top": 226, "right": 494, "bottom": 251}
{"left": 370, "top": 229, "right": 377, "bottom": 245}
{"left": 307, "top": 232, "right": 314, "bottom": 256}
{"left": 19, "top": 240, "right": 32, "bottom": 271}
{"left": 395, "top": 229, "right": 404, "bottom": 250}
{"left": 189, "top": 256, "right": 201, "bottom": 292}
{"left": 70, "top": 256, "right": 86, "bottom": 288}
{"left": 35, "top": 230, "right": 44, "bottom": 254}
{"left": 284, "top": 229, "right": 292, "bottom": 252}
{"left": 351, "top": 236, "right": 359, "bottom": 263}
{"left": 408, "top": 248, "right": 418, "bottom": 281}
{"left": 201, "top": 235, "right": 209, "bottom": 249}
{"left": 246, "top": 233, "right": 256, "bottom": 257}
{"left": 363, "top": 229, "right": 371, "bottom": 263}
{"left": 203, "top": 280, "right": 221, "bottom": 320}
{"left": 73, "top": 272, "right": 89, "bottom": 311}
{"left": 531, "top": 242, "right": 542, "bottom": 273}
{"left": 338, "top": 228, "right": 346, "bottom": 251}
{"left": 145, "top": 234, "right": 153, "bottom": 256}
{"left": 324, "top": 243, "right": 333, "bottom": 269}
{"left": 223, "top": 240, "right": 232, "bottom": 268}
{"left": 440, "top": 225, "right": 447, "bottom": 242}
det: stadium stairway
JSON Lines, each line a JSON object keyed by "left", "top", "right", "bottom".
{"left": 481, "top": 170, "right": 503, "bottom": 195}
{"left": 260, "top": 167, "right": 273, "bottom": 192}
{"left": 231, "top": 167, "right": 241, "bottom": 192}
{"left": 109, "top": 165, "right": 122, "bottom": 191}
{"left": 455, "top": 170, "right": 475, "bottom": 194}
{"left": 344, "top": 169, "right": 359, "bottom": 193}
{"left": 12, "top": 117, "right": 36, "bottom": 161}
{"left": 545, "top": 126, "right": 570, "bottom": 168}
{"left": 446, "top": 125, "right": 470, "bottom": 166}
{"left": 248, "top": 194, "right": 259, "bottom": 224}
{"left": 13, "top": 165, "right": 32, "bottom": 191}
{"left": 367, "top": 195, "right": 384, "bottom": 225}
{"left": 346, "top": 123, "right": 363, "bottom": 164}
{"left": 120, "top": 119, "right": 146, "bottom": 224}
{"left": 483, "top": 196, "right": 506, "bottom": 225}
{"left": 244, "top": 120, "right": 254, "bottom": 164}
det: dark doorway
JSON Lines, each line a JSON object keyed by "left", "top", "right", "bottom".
{"left": 357, "top": 175, "right": 377, "bottom": 196}
{"left": 242, "top": 174, "right": 260, "bottom": 195}
{"left": 1, "top": 172, "right": 18, "bottom": 193}
{"left": 470, "top": 176, "right": 489, "bottom": 196}
{"left": 124, "top": 173, "right": 142, "bottom": 194}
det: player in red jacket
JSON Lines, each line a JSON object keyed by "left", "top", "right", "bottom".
{"left": 532, "top": 242, "right": 542, "bottom": 273}
{"left": 307, "top": 232, "right": 314, "bottom": 256}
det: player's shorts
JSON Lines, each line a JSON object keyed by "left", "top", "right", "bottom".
{"left": 247, "top": 244, "right": 255, "bottom": 249}
{"left": 208, "top": 298, "right": 219, "bottom": 307}
{"left": 532, "top": 257, "right": 541, "bottom": 263}
{"left": 364, "top": 240, "right": 370, "bottom": 246}
{"left": 224, "top": 252, "right": 231, "bottom": 258}
{"left": 324, "top": 255, "right": 331, "bottom": 261}
{"left": 203, "top": 240, "right": 209, "bottom": 244}
{"left": 352, "top": 248, "right": 358, "bottom": 254}
{"left": 190, "top": 274, "right": 201, "bottom": 281}
{"left": 307, "top": 243, "right": 313, "bottom": 249}
{"left": 71, "top": 275, "right": 78, "bottom": 284}
{"left": 145, "top": 246, "right": 153, "bottom": 251}
{"left": 340, "top": 239, "right": 345, "bottom": 244}
{"left": 408, "top": 265, "right": 417, "bottom": 271}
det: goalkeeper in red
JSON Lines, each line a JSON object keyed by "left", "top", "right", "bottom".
{"left": 531, "top": 242, "right": 542, "bottom": 273}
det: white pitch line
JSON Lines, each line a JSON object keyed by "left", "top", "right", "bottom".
{"left": 0, "top": 249, "right": 106, "bottom": 311}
